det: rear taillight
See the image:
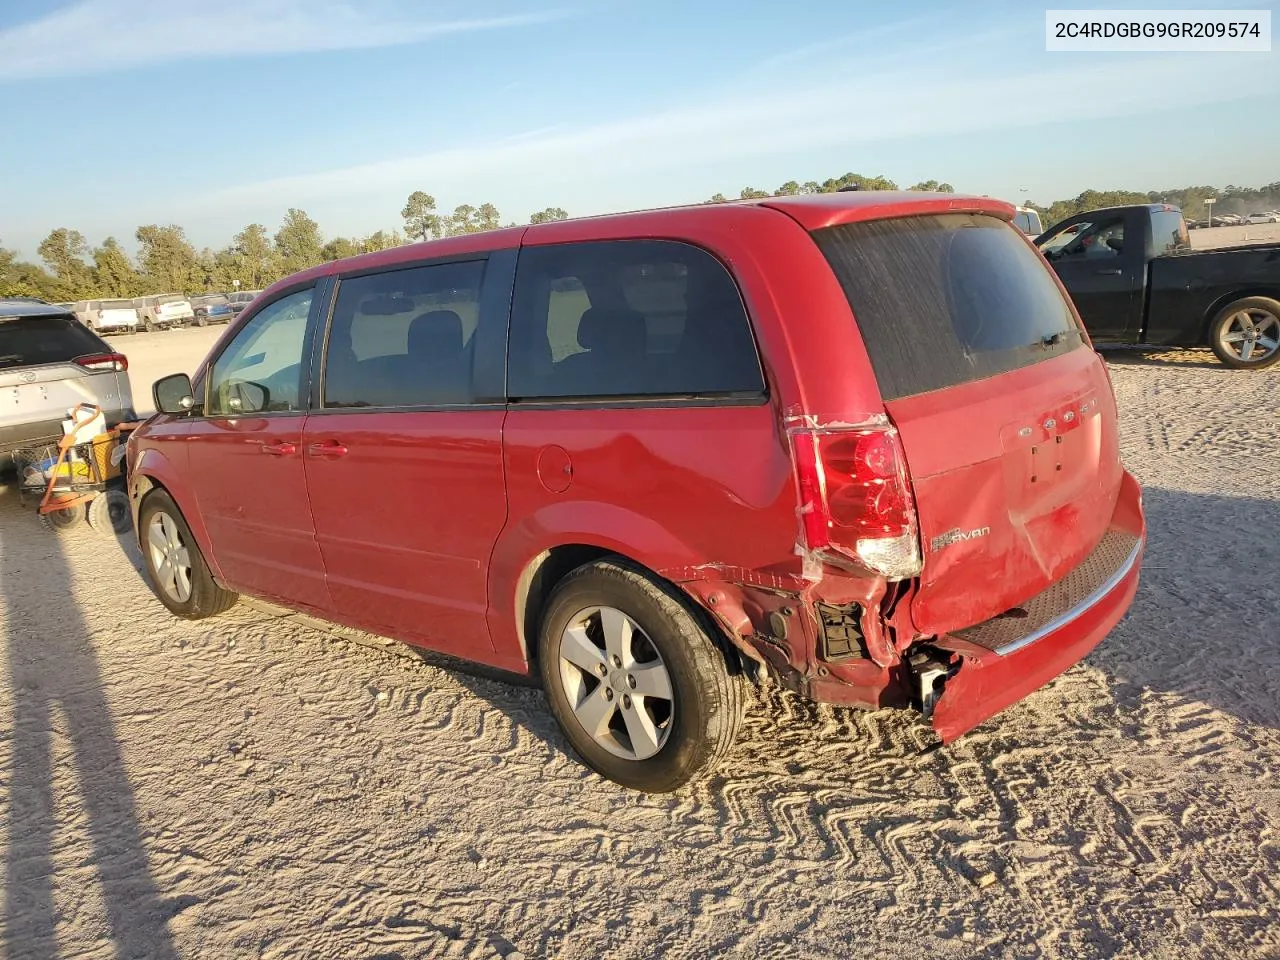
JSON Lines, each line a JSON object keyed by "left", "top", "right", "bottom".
{"left": 75, "top": 353, "right": 128, "bottom": 372}
{"left": 789, "top": 422, "right": 922, "bottom": 580}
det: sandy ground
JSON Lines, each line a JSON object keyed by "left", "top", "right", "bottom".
{"left": 112, "top": 325, "right": 226, "bottom": 417}
{"left": 1, "top": 333, "right": 1278, "bottom": 959}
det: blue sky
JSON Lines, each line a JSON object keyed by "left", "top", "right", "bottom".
{"left": 1, "top": 0, "right": 1277, "bottom": 257}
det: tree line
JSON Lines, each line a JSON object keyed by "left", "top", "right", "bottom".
{"left": 0, "top": 194, "right": 571, "bottom": 303}
{"left": 3, "top": 177, "right": 1277, "bottom": 303}
{"left": 706, "top": 172, "right": 954, "bottom": 202}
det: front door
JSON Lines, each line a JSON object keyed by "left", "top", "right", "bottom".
{"left": 1038, "top": 212, "right": 1141, "bottom": 342}
{"left": 301, "top": 256, "right": 510, "bottom": 660}
{"left": 185, "top": 285, "right": 330, "bottom": 612}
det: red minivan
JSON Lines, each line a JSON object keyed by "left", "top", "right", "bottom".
{"left": 129, "top": 192, "right": 1145, "bottom": 792}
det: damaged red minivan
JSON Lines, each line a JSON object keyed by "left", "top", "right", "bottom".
{"left": 129, "top": 192, "right": 1145, "bottom": 792}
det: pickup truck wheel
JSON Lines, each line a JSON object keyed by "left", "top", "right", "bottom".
{"left": 1210, "top": 297, "right": 1280, "bottom": 369}
{"left": 537, "top": 558, "right": 743, "bottom": 792}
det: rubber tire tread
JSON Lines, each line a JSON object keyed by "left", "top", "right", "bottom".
{"left": 139, "top": 489, "right": 239, "bottom": 620}
{"left": 88, "top": 489, "right": 133, "bottom": 535}
{"left": 537, "top": 556, "right": 743, "bottom": 792}
{"left": 39, "top": 506, "right": 84, "bottom": 532}
{"left": 1209, "top": 296, "right": 1280, "bottom": 369}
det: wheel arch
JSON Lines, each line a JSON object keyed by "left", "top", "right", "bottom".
{"left": 1200, "top": 287, "right": 1280, "bottom": 343}
{"left": 130, "top": 454, "right": 225, "bottom": 583}
{"left": 510, "top": 543, "right": 746, "bottom": 678}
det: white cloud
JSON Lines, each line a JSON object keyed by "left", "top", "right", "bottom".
{"left": 204, "top": 51, "right": 1279, "bottom": 214}
{"left": 0, "top": 0, "right": 566, "bottom": 79}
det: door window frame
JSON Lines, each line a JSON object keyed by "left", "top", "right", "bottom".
{"left": 503, "top": 238, "right": 769, "bottom": 411}
{"left": 193, "top": 278, "right": 329, "bottom": 420}
{"left": 309, "top": 250, "right": 516, "bottom": 414}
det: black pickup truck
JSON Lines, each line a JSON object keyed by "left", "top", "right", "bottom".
{"left": 1036, "top": 204, "right": 1280, "bottom": 368}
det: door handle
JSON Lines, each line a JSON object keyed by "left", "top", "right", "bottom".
{"left": 1095, "top": 268, "right": 1123, "bottom": 276}
{"left": 260, "top": 441, "right": 297, "bottom": 456}
{"left": 307, "top": 441, "right": 348, "bottom": 458}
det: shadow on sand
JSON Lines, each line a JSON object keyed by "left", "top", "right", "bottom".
{"left": 2, "top": 496, "right": 179, "bottom": 959}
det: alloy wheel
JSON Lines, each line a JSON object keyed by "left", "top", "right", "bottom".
{"left": 1220, "top": 309, "right": 1280, "bottom": 363}
{"left": 557, "top": 605, "right": 675, "bottom": 761}
{"left": 147, "top": 510, "right": 192, "bottom": 602}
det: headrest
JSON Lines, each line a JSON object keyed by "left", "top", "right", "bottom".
{"left": 575, "top": 306, "right": 647, "bottom": 354}
{"left": 407, "top": 310, "right": 464, "bottom": 358}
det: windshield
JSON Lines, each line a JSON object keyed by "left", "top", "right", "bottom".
{"left": 813, "top": 213, "right": 1080, "bottom": 400}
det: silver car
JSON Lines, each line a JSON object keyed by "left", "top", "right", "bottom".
{"left": 0, "top": 300, "right": 135, "bottom": 457}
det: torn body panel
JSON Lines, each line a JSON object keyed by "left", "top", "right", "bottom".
{"left": 672, "top": 560, "right": 914, "bottom": 710}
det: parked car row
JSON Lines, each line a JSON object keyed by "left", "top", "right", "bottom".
{"left": 1187, "top": 210, "right": 1280, "bottom": 228}
{"left": 56, "top": 290, "right": 264, "bottom": 335}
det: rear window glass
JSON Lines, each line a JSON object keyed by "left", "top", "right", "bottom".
{"left": 508, "top": 240, "right": 764, "bottom": 400}
{"left": 157, "top": 294, "right": 185, "bottom": 304}
{"left": 813, "top": 214, "right": 1081, "bottom": 400}
{"left": 101, "top": 299, "right": 135, "bottom": 310}
{"left": 0, "top": 314, "right": 106, "bottom": 369}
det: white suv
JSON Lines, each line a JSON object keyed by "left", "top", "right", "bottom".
{"left": 0, "top": 299, "right": 134, "bottom": 457}
{"left": 64, "top": 299, "right": 142, "bottom": 334}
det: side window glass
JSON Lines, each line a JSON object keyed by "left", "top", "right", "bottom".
{"left": 207, "top": 288, "right": 313, "bottom": 416}
{"left": 323, "top": 260, "right": 485, "bottom": 408}
{"left": 507, "top": 240, "right": 764, "bottom": 400}
{"left": 1049, "top": 218, "right": 1124, "bottom": 261}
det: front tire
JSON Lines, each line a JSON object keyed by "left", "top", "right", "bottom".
{"left": 139, "top": 490, "right": 238, "bottom": 619}
{"left": 1209, "top": 296, "right": 1280, "bottom": 369}
{"left": 538, "top": 558, "right": 742, "bottom": 792}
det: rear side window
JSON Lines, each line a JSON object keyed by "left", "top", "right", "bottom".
{"left": 508, "top": 240, "right": 764, "bottom": 400}
{"left": 323, "top": 260, "right": 486, "bottom": 408}
{"left": 0, "top": 314, "right": 107, "bottom": 369}
{"left": 813, "top": 214, "right": 1080, "bottom": 401}
{"left": 1149, "top": 210, "right": 1189, "bottom": 256}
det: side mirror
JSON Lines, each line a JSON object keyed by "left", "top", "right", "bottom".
{"left": 154, "top": 373, "right": 195, "bottom": 414}
{"left": 1106, "top": 237, "right": 1124, "bottom": 252}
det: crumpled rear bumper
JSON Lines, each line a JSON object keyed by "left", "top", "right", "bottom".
{"left": 928, "top": 470, "right": 1145, "bottom": 742}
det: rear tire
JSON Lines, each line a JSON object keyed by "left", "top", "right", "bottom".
{"left": 537, "top": 557, "right": 743, "bottom": 792}
{"left": 138, "top": 490, "right": 238, "bottom": 619}
{"left": 1209, "top": 296, "right": 1280, "bottom": 369}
